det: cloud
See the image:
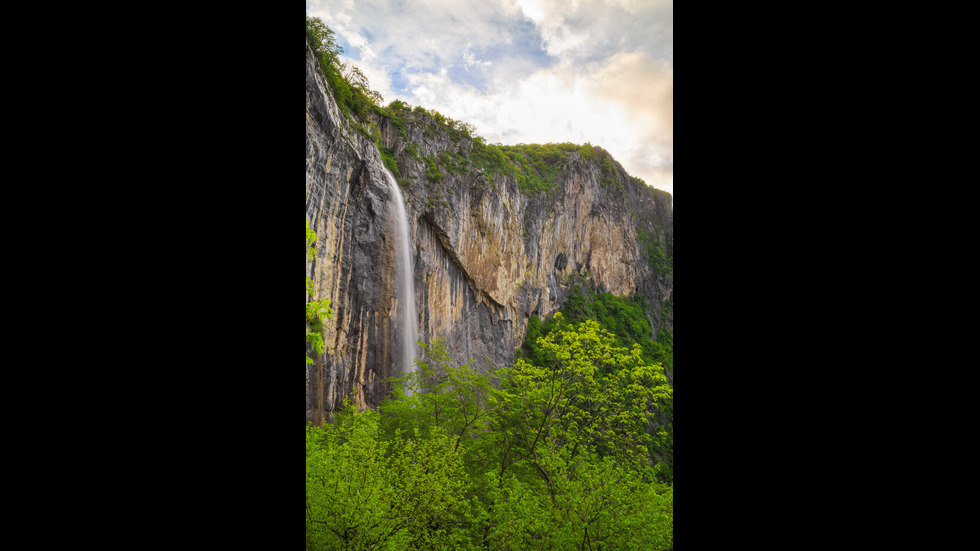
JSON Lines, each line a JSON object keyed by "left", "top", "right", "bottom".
{"left": 462, "top": 43, "right": 493, "bottom": 70}
{"left": 309, "top": 0, "right": 543, "bottom": 75}
{"left": 514, "top": 0, "right": 673, "bottom": 64}
{"left": 306, "top": 0, "right": 673, "bottom": 198}
{"left": 586, "top": 51, "right": 673, "bottom": 148}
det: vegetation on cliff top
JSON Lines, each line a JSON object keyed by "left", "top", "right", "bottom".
{"left": 306, "top": 16, "right": 381, "bottom": 122}
{"left": 382, "top": 99, "right": 626, "bottom": 195}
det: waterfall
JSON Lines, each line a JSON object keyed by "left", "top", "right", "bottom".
{"left": 382, "top": 166, "right": 418, "bottom": 392}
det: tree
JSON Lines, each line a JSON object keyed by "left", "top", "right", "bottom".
{"left": 520, "top": 288, "right": 676, "bottom": 483}
{"left": 479, "top": 314, "right": 673, "bottom": 549}
{"left": 306, "top": 400, "right": 469, "bottom": 550}
{"left": 381, "top": 340, "right": 491, "bottom": 449}
{"left": 306, "top": 16, "right": 382, "bottom": 121}
{"left": 305, "top": 16, "right": 342, "bottom": 69}
{"left": 496, "top": 314, "right": 670, "bottom": 472}
{"left": 342, "top": 62, "right": 384, "bottom": 106}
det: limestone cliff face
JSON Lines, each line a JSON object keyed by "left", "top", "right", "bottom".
{"left": 306, "top": 44, "right": 672, "bottom": 423}
{"left": 306, "top": 43, "right": 399, "bottom": 422}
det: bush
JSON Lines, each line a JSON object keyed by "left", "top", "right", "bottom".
{"left": 425, "top": 155, "right": 443, "bottom": 184}
{"left": 379, "top": 146, "right": 399, "bottom": 178}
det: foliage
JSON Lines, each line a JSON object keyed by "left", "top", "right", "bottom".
{"left": 380, "top": 340, "right": 492, "bottom": 453}
{"left": 379, "top": 146, "right": 399, "bottom": 178}
{"left": 497, "top": 314, "right": 670, "bottom": 469}
{"left": 306, "top": 16, "right": 382, "bottom": 122}
{"left": 469, "top": 137, "right": 512, "bottom": 180}
{"left": 637, "top": 227, "right": 672, "bottom": 278}
{"left": 307, "top": 220, "right": 334, "bottom": 366}
{"left": 649, "top": 398, "right": 674, "bottom": 484}
{"left": 342, "top": 62, "right": 383, "bottom": 106}
{"left": 486, "top": 142, "right": 609, "bottom": 194}
{"left": 403, "top": 142, "right": 421, "bottom": 162}
{"left": 424, "top": 155, "right": 443, "bottom": 185}
{"left": 306, "top": 401, "right": 468, "bottom": 550}
{"left": 497, "top": 143, "right": 570, "bottom": 193}
{"left": 519, "top": 284, "right": 675, "bottom": 483}
{"left": 598, "top": 152, "right": 618, "bottom": 189}
{"left": 307, "top": 331, "right": 673, "bottom": 549}
{"left": 479, "top": 316, "right": 672, "bottom": 548}
{"left": 372, "top": 101, "right": 410, "bottom": 141}
{"left": 367, "top": 92, "right": 643, "bottom": 200}
{"left": 305, "top": 16, "right": 342, "bottom": 69}
{"left": 439, "top": 150, "right": 469, "bottom": 175}
{"left": 527, "top": 287, "right": 669, "bottom": 370}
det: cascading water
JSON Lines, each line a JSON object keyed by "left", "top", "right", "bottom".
{"left": 382, "top": 166, "right": 418, "bottom": 392}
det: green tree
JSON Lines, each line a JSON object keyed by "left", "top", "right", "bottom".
{"left": 492, "top": 314, "right": 670, "bottom": 482}
{"left": 342, "top": 62, "right": 384, "bottom": 105}
{"left": 476, "top": 315, "right": 673, "bottom": 549}
{"left": 518, "top": 287, "right": 675, "bottom": 483}
{"left": 305, "top": 16, "right": 343, "bottom": 69}
{"left": 306, "top": 401, "right": 469, "bottom": 550}
{"left": 381, "top": 340, "right": 492, "bottom": 450}
{"left": 306, "top": 16, "right": 381, "bottom": 121}
{"left": 377, "top": 341, "right": 500, "bottom": 549}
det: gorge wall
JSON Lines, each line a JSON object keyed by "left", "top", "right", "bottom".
{"left": 306, "top": 43, "right": 673, "bottom": 424}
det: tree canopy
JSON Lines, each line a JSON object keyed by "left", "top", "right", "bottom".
{"left": 307, "top": 326, "right": 673, "bottom": 550}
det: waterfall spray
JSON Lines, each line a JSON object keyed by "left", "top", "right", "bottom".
{"left": 382, "top": 166, "right": 418, "bottom": 392}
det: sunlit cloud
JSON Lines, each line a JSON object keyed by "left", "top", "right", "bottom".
{"left": 306, "top": 0, "right": 673, "bottom": 200}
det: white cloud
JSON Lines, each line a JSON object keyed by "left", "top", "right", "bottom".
{"left": 586, "top": 52, "right": 673, "bottom": 146}
{"left": 463, "top": 43, "right": 493, "bottom": 70}
{"left": 306, "top": 0, "right": 673, "bottom": 198}
{"left": 514, "top": 0, "right": 673, "bottom": 64}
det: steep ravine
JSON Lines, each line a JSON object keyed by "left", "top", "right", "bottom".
{"left": 306, "top": 43, "right": 672, "bottom": 423}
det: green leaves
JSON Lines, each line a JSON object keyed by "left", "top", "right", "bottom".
{"left": 307, "top": 16, "right": 382, "bottom": 123}
{"left": 306, "top": 220, "right": 333, "bottom": 366}
{"left": 380, "top": 340, "right": 491, "bottom": 457}
{"left": 519, "top": 318, "right": 668, "bottom": 461}
{"left": 305, "top": 16, "right": 342, "bottom": 69}
{"left": 379, "top": 146, "right": 399, "bottom": 178}
{"left": 306, "top": 219, "right": 317, "bottom": 260}
{"left": 306, "top": 402, "right": 469, "bottom": 550}
{"left": 424, "top": 154, "right": 443, "bottom": 185}
{"left": 307, "top": 332, "right": 672, "bottom": 549}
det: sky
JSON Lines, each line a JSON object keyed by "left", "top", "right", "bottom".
{"left": 306, "top": 0, "right": 673, "bottom": 200}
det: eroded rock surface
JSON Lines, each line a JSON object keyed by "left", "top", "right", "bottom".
{"left": 306, "top": 43, "right": 672, "bottom": 423}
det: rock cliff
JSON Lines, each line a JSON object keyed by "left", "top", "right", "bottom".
{"left": 306, "top": 43, "right": 672, "bottom": 424}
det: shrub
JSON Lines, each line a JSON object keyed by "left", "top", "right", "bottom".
{"left": 425, "top": 155, "right": 443, "bottom": 184}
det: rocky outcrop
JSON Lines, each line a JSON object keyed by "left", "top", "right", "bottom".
{"left": 306, "top": 43, "right": 399, "bottom": 422}
{"left": 306, "top": 43, "right": 672, "bottom": 424}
